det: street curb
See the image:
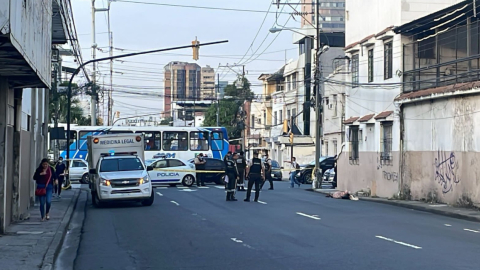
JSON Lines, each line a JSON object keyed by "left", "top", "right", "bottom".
{"left": 41, "top": 189, "right": 81, "bottom": 270}
{"left": 312, "top": 189, "right": 480, "bottom": 223}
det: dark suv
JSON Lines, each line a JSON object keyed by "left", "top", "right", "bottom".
{"left": 188, "top": 158, "right": 226, "bottom": 185}
{"left": 297, "top": 156, "right": 336, "bottom": 185}
{"left": 268, "top": 159, "right": 283, "bottom": 181}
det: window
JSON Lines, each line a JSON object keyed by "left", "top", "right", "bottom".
{"left": 325, "top": 140, "right": 329, "bottom": 156}
{"left": 368, "top": 49, "right": 374, "bottom": 82}
{"left": 211, "top": 132, "right": 224, "bottom": 151}
{"left": 190, "top": 131, "right": 209, "bottom": 151}
{"left": 73, "top": 161, "right": 86, "bottom": 168}
{"left": 263, "top": 112, "right": 267, "bottom": 127}
{"left": 325, "top": 97, "right": 329, "bottom": 106}
{"left": 287, "top": 110, "right": 291, "bottom": 124}
{"left": 352, "top": 54, "right": 359, "bottom": 87}
{"left": 349, "top": 126, "right": 359, "bottom": 160}
{"left": 163, "top": 131, "right": 188, "bottom": 151}
{"left": 279, "top": 110, "right": 283, "bottom": 123}
{"left": 251, "top": 115, "right": 255, "bottom": 129}
{"left": 100, "top": 158, "right": 144, "bottom": 172}
{"left": 79, "top": 130, "right": 103, "bottom": 151}
{"left": 333, "top": 95, "right": 338, "bottom": 117}
{"left": 168, "top": 159, "right": 185, "bottom": 167}
{"left": 152, "top": 159, "right": 167, "bottom": 169}
{"left": 274, "top": 112, "right": 278, "bottom": 125}
{"left": 384, "top": 42, "right": 393, "bottom": 79}
{"left": 292, "top": 109, "right": 297, "bottom": 124}
{"left": 333, "top": 140, "right": 338, "bottom": 155}
{"left": 292, "top": 73, "right": 297, "bottom": 89}
{"left": 136, "top": 131, "right": 160, "bottom": 150}
{"left": 381, "top": 122, "right": 393, "bottom": 160}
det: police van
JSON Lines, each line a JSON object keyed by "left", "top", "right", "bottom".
{"left": 87, "top": 134, "right": 154, "bottom": 207}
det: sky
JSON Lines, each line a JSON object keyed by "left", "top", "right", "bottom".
{"left": 63, "top": 0, "right": 303, "bottom": 121}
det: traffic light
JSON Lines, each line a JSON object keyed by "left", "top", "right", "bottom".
{"left": 282, "top": 119, "right": 288, "bottom": 134}
{"left": 289, "top": 132, "right": 294, "bottom": 144}
{"left": 192, "top": 37, "right": 200, "bottom": 60}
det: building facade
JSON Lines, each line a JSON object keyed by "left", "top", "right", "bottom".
{"left": 301, "top": 0, "right": 346, "bottom": 31}
{"left": 200, "top": 65, "right": 215, "bottom": 100}
{"left": 163, "top": 62, "right": 201, "bottom": 117}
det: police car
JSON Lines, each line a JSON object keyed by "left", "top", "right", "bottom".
{"left": 147, "top": 157, "right": 196, "bottom": 187}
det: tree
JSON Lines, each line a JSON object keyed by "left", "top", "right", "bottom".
{"left": 159, "top": 117, "right": 173, "bottom": 126}
{"left": 203, "top": 77, "right": 254, "bottom": 139}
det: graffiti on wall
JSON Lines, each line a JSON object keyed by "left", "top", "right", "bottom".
{"left": 383, "top": 171, "right": 398, "bottom": 182}
{"left": 434, "top": 151, "right": 460, "bottom": 194}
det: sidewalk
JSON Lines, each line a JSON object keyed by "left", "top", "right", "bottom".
{"left": 313, "top": 188, "right": 480, "bottom": 223}
{"left": 0, "top": 189, "right": 81, "bottom": 270}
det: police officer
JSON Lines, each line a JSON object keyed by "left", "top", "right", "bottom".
{"left": 260, "top": 154, "right": 274, "bottom": 190}
{"left": 244, "top": 151, "right": 265, "bottom": 202}
{"left": 225, "top": 153, "right": 239, "bottom": 201}
{"left": 223, "top": 151, "right": 232, "bottom": 163}
{"left": 236, "top": 151, "right": 246, "bottom": 191}
{"left": 194, "top": 153, "right": 206, "bottom": 186}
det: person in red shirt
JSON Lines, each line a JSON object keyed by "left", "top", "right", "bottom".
{"left": 33, "top": 158, "right": 56, "bottom": 221}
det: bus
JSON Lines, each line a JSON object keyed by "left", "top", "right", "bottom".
{"left": 48, "top": 124, "right": 229, "bottom": 161}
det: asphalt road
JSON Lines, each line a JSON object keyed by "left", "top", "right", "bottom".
{"left": 73, "top": 182, "right": 480, "bottom": 270}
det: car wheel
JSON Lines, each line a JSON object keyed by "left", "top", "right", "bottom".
{"left": 304, "top": 171, "right": 313, "bottom": 184}
{"left": 81, "top": 174, "right": 88, "bottom": 184}
{"left": 169, "top": 183, "right": 177, "bottom": 187}
{"left": 92, "top": 190, "right": 103, "bottom": 207}
{"left": 182, "top": 175, "right": 195, "bottom": 187}
{"left": 141, "top": 190, "right": 155, "bottom": 206}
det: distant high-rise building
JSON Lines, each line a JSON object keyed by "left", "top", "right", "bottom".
{"left": 163, "top": 61, "right": 201, "bottom": 117}
{"left": 301, "top": 0, "right": 345, "bottom": 32}
{"left": 200, "top": 65, "right": 215, "bottom": 100}
{"left": 218, "top": 81, "right": 228, "bottom": 99}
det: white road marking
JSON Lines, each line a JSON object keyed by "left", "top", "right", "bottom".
{"left": 296, "top": 212, "right": 321, "bottom": 220}
{"left": 444, "top": 224, "right": 452, "bottom": 227}
{"left": 170, "top": 201, "right": 180, "bottom": 206}
{"left": 156, "top": 187, "right": 168, "bottom": 189}
{"left": 156, "top": 192, "right": 163, "bottom": 197}
{"left": 177, "top": 187, "right": 188, "bottom": 189}
{"left": 215, "top": 186, "right": 225, "bottom": 189}
{"left": 257, "top": 201, "right": 267, "bottom": 204}
{"left": 375, "top": 236, "right": 422, "bottom": 249}
{"left": 179, "top": 189, "right": 196, "bottom": 192}
{"left": 429, "top": 204, "right": 447, "bottom": 207}
{"left": 230, "top": 238, "right": 243, "bottom": 243}
{"left": 198, "top": 186, "right": 209, "bottom": 189}
{"left": 464, "top": 229, "right": 480, "bottom": 233}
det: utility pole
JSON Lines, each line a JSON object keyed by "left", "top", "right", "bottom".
{"left": 107, "top": 7, "right": 113, "bottom": 125}
{"left": 216, "top": 73, "right": 219, "bottom": 126}
{"left": 314, "top": 0, "right": 324, "bottom": 189}
{"left": 91, "top": 0, "right": 97, "bottom": 126}
{"left": 290, "top": 116, "right": 294, "bottom": 161}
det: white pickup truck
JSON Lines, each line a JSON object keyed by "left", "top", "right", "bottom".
{"left": 87, "top": 134, "right": 154, "bottom": 207}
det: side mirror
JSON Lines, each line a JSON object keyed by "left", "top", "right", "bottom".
{"left": 89, "top": 169, "right": 97, "bottom": 175}
{"left": 147, "top": 166, "right": 154, "bottom": 171}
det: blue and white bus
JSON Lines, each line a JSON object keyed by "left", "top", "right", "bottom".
{"left": 48, "top": 124, "right": 229, "bottom": 161}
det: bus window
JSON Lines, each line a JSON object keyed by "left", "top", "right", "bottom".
{"left": 190, "top": 131, "right": 209, "bottom": 151}
{"left": 163, "top": 131, "right": 188, "bottom": 151}
{"left": 107, "top": 130, "right": 134, "bottom": 134}
{"left": 211, "top": 132, "right": 224, "bottom": 151}
{"left": 136, "top": 131, "right": 160, "bottom": 150}
{"left": 79, "top": 130, "right": 106, "bottom": 150}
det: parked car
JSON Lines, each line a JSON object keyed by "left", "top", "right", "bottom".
{"left": 147, "top": 158, "right": 196, "bottom": 187}
{"left": 188, "top": 158, "right": 226, "bottom": 185}
{"left": 296, "top": 156, "right": 336, "bottom": 185}
{"left": 262, "top": 159, "right": 282, "bottom": 181}
{"left": 67, "top": 159, "right": 89, "bottom": 184}
{"left": 323, "top": 168, "right": 335, "bottom": 183}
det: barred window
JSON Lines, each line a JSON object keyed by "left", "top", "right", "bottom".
{"left": 352, "top": 54, "right": 359, "bottom": 87}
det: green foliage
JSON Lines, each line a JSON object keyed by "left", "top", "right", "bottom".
{"left": 159, "top": 117, "right": 173, "bottom": 126}
{"left": 202, "top": 77, "right": 254, "bottom": 139}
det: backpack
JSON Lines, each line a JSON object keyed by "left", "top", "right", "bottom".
{"left": 295, "top": 163, "right": 300, "bottom": 174}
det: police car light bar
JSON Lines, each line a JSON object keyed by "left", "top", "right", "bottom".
{"left": 100, "top": 151, "right": 137, "bottom": 157}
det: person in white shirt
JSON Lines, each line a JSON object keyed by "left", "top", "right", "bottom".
{"left": 284, "top": 157, "right": 301, "bottom": 188}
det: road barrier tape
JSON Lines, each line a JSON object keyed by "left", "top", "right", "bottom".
{"left": 151, "top": 168, "right": 302, "bottom": 173}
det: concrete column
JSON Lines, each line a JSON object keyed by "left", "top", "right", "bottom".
{"left": 29, "top": 88, "right": 37, "bottom": 207}
{"left": 0, "top": 77, "right": 8, "bottom": 233}
{"left": 43, "top": 88, "right": 49, "bottom": 158}
{"left": 11, "top": 89, "right": 23, "bottom": 222}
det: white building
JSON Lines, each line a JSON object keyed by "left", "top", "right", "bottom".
{"left": 339, "top": 0, "right": 465, "bottom": 198}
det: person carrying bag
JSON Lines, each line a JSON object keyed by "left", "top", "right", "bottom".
{"left": 33, "top": 158, "right": 55, "bottom": 221}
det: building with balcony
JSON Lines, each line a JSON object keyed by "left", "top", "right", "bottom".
{"left": 394, "top": 0, "right": 480, "bottom": 205}
{"left": 301, "top": 0, "right": 346, "bottom": 32}
{"left": 163, "top": 62, "right": 201, "bottom": 117}
{"left": 339, "top": 0, "right": 463, "bottom": 199}
{"left": 200, "top": 65, "right": 215, "bottom": 100}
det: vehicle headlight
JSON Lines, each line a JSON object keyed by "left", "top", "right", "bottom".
{"left": 100, "top": 178, "right": 111, "bottom": 186}
{"left": 139, "top": 176, "right": 149, "bottom": 185}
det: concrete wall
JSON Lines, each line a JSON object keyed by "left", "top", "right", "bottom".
{"left": 402, "top": 93, "right": 480, "bottom": 204}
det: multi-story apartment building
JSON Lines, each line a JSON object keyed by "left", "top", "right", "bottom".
{"left": 200, "top": 65, "right": 215, "bottom": 100}
{"left": 340, "top": 0, "right": 464, "bottom": 198}
{"left": 163, "top": 61, "right": 201, "bottom": 117}
{"left": 301, "top": 0, "right": 345, "bottom": 31}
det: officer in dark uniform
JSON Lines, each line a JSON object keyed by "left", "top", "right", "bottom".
{"left": 225, "top": 153, "right": 239, "bottom": 201}
{"left": 223, "top": 151, "right": 232, "bottom": 163}
{"left": 236, "top": 151, "right": 246, "bottom": 191}
{"left": 244, "top": 151, "right": 265, "bottom": 202}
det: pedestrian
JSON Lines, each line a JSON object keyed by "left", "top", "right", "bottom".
{"left": 236, "top": 151, "right": 246, "bottom": 191}
{"left": 194, "top": 153, "right": 207, "bottom": 186}
{"left": 285, "top": 157, "right": 301, "bottom": 188}
{"left": 333, "top": 155, "right": 338, "bottom": 188}
{"left": 260, "top": 154, "right": 274, "bottom": 190}
{"left": 54, "top": 157, "right": 66, "bottom": 198}
{"left": 224, "top": 153, "right": 239, "bottom": 201}
{"left": 223, "top": 151, "right": 232, "bottom": 163}
{"left": 33, "top": 158, "right": 56, "bottom": 221}
{"left": 244, "top": 151, "right": 265, "bottom": 202}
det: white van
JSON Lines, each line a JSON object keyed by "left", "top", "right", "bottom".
{"left": 87, "top": 134, "right": 154, "bottom": 207}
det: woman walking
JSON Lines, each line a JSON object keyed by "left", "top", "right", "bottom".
{"left": 33, "top": 158, "right": 55, "bottom": 221}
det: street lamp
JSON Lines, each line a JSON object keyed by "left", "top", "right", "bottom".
{"left": 65, "top": 40, "right": 229, "bottom": 160}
